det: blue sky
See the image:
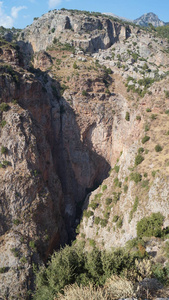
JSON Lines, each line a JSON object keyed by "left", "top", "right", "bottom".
{"left": 1, "top": 0, "right": 169, "bottom": 29}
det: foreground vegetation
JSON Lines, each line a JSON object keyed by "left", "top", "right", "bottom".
{"left": 33, "top": 213, "right": 169, "bottom": 299}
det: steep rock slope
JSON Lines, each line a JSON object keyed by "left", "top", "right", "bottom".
{"left": 0, "top": 41, "right": 68, "bottom": 298}
{"left": 1, "top": 8, "right": 169, "bottom": 298}
{"left": 30, "top": 17, "right": 169, "bottom": 251}
{"left": 0, "top": 34, "right": 119, "bottom": 297}
{"left": 18, "top": 9, "right": 130, "bottom": 56}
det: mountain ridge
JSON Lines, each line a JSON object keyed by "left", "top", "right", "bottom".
{"left": 134, "top": 12, "right": 166, "bottom": 27}
{"left": 103, "top": 11, "right": 168, "bottom": 27}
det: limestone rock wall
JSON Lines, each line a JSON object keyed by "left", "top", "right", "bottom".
{"left": 18, "top": 10, "right": 130, "bottom": 54}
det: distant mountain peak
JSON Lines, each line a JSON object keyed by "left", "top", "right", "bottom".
{"left": 134, "top": 12, "right": 165, "bottom": 27}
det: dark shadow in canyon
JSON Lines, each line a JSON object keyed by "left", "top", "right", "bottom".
{"left": 0, "top": 40, "right": 111, "bottom": 257}
{"left": 52, "top": 96, "right": 111, "bottom": 243}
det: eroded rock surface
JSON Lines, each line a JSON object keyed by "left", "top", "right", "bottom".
{"left": 18, "top": 10, "right": 130, "bottom": 55}
{"left": 1, "top": 8, "right": 169, "bottom": 298}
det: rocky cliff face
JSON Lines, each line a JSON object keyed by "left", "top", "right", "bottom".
{"left": 1, "top": 8, "right": 169, "bottom": 298}
{"left": 0, "top": 40, "right": 70, "bottom": 298}
{"left": 0, "top": 30, "right": 120, "bottom": 297}
{"left": 18, "top": 9, "right": 130, "bottom": 56}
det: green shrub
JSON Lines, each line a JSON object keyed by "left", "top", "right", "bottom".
{"left": 138, "top": 147, "right": 144, "bottom": 154}
{"left": 105, "top": 198, "right": 112, "bottom": 205}
{"left": 103, "top": 211, "right": 110, "bottom": 219}
{"left": 137, "top": 212, "right": 164, "bottom": 238}
{"left": 165, "top": 90, "right": 169, "bottom": 98}
{"left": 73, "top": 62, "right": 78, "bottom": 69}
{"left": 116, "top": 61, "right": 121, "bottom": 68}
{"left": 29, "top": 240, "right": 36, "bottom": 250}
{"left": 132, "top": 52, "right": 139, "bottom": 61}
{"left": 116, "top": 217, "right": 123, "bottom": 229}
{"left": 146, "top": 108, "right": 151, "bottom": 112}
{"left": 130, "top": 172, "right": 142, "bottom": 183}
{"left": 10, "top": 248, "right": 19, "bottom": 257}
{"left": 13, "top": 219, "right": 20, "bottom": 226}
{"left": 34, "top": 244, "right": 86, "bottom": 297}
{"left": 125, "top": 237, "right": 145, "bottom": 251}
{"left": 112, "top": 215, "right": 119, "bottom": 222}
{"left": 20, "top": 256, "right": 27, "bottom": 264}
{"left": 104, "top": 66, "right": 112, "bottom": 75}
{"left": 136, "top": 115, "right": 141, "bottom": 121}
{"left": 0, "top": 120, "right": 6, "bottom": 127}
{"left": 2, "top": 160, "right": 11, "bottom": 166}
{"left": 83, "top": 210, "right": 94, "bottom": 218}
{"left": 33, "top": 243, "right": 141, "bottom": 298}
{"left": 94, "top": 217, "right": 101, "bottom": 225}
{"left": 102, "top": 185, "right": 107, "bottom": 192}
{"left": 129, "top": 197, "right": 139, "bottom": 222}
{"left": 89, "top": 201, "right": 98, "bottom": 210}
{"left": 0, "top": 102, "right": 9, "bottom": 112}
{"left": 135, "top": 154, "right": 144, "bottom": 166}
{"left": 155, "top": 144, "right": 163, "bottom": 152}
{"left": 105, "top": 88, "right": 111, "bottom": 95}
{"left": 112, "top": 192, "right": 121, "bottom": 204}
{"left": 125, "top": 112, "right": 130, "bottom": 121}
{"left": 151, "top": 114, "right": 157, "bottom": 120}
{"left": 1, "top": 146, "right": 8, "bottom": 154}
{"left": 142, "top": 136, "right": 150, "bottom": 144}
{"left": 142, "top": 63, "right": 149, "bottom": 70}
{"left": 152, "top": 170, "right": 156, "bottom": 177}
{"left": 145, "top": 124, "right": 149, "bottom": 132}
{"left": 94, "top": 193, "right": 103, "bottom": 201}
{"left": 152, "top": 263, "right": 166, "bottom": 283}
{"left": 123, "top": 185, "right": 128, "bottom": 193}
{"left": 81, "top": 233, "right": 85, "bottom": 239}
{"left": 60, "top": 84, "right": 69, "bottom": 95}
{"left": 113, "top": 177, "right": 121, "bottom": 188}
{"left": 0, "top": 267, "right": 8, "bottom": 273}
{"left": 100, "top": 218, "right": 108, "bottom": 228}
{"left": 0, "top": 160, "right": 10, "bottom": 168}
{"left": 114, "top": 165, "right": 120, "bottom": 173}
{"left": 76, "top": 225, "right": 80, "bottom": 234}
{"left": 55, "top": 58, "right": 61, "bottom": 65}
{"left": 82, "top": 90, "right": 87, "bottom": 96}
{"left": 89, "top": 239, "right": 96, "bottom": 247}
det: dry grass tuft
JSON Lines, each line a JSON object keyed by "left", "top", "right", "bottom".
{"left": 135, "top": 258, "right": 152, "bottom": 281}
{"left": 56, "top": 283, "right": 108, "bottom": 300}
{"left": 105, "top": 275, "right": 136, "bottom": 299}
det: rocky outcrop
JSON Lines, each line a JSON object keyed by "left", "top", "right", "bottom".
{"left": 0, "top": 38, "right": 114, "bottom": 297}
{"left": 1, "top": 8, "right": 169, "bottom": 298}
{"left": 18, "top": 10, "right": 131, "bottom": 55}
{"left": 0, "top": 45, "right": 68, "bottom": 297}
{"left": 77, "top": 72, "right": 169, "bottom": 249}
